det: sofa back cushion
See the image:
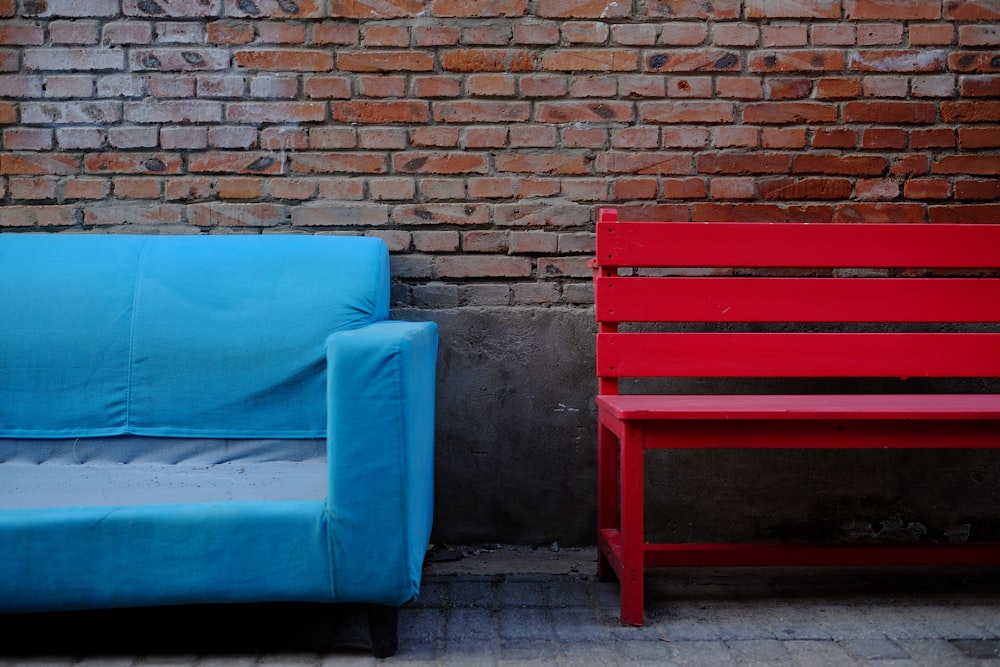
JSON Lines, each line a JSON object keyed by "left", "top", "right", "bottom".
{"left": 0, "top": 234, "right": 389, "bottom": 438}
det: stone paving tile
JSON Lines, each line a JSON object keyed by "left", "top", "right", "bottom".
{"left": 4, "top": 568, "right": 1000, "bottom": 666}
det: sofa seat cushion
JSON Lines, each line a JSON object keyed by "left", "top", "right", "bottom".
{"left": 0, "top": 437, "right": 326, "bottom": 509}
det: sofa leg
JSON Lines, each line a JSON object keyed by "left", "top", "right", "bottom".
{"left": 367, "top": 605, "right": 398, "bottom": 658}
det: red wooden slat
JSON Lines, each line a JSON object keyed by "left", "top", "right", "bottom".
{"left": 596, "top": 220, "right": 1000, "bottom": 269}
{"left": 596, "top": 393, "right": 1000, "bottom": 420}
{"left": 595, "top": 276, "right": 1000, "bottom": 323}
{"left": 597, "top": 332, "right": 1000, "bottom": 378}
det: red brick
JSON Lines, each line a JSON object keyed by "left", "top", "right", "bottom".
{"left": 945, "top": 0, "right": 1000, "bottom": 20}
{"left": 258, "top": 22, "right": 308, "bottom": 44}
{"left": 433, "top": 101, "right": 530, "bottom": 123}
{"left": 910, "top": 23, "right": 954, "bottom": 46}
{"left": 744, "top": 102, "right": 838, "bottom": 125}
{"left": 3, "top": 128, "right": 53, "bottom": 150}
{"left": 889, "top": 154, "right": 931, "bottom": 176}
{"left": 9, "top": 176, "right": 58, "bottom": 201}
{"left": 1, "top": 153, "right": 79, "bottom": 175}
{"left": 748, "top": 50, "right": 844, "bottom": 72}
{"left": 495, "top": 151, "right": 591, "bottom": 175}
{"left": 290, "top": 152, "right": 387, "bottom": 174}
{"left": 561, "top": 127, "right": 608, "bottom": 148}
{"left": 904, "top": 178, "right": 951, "bottom": 200}
{"left": 235, "top": 49, "right": 333, "bottom": 72}
{"left": 844, "top": 101, "right": 938, "bottom": 123}
{"left": 955, "top": 179, "right": 1000, "bottom": 200}
{"left": 411, "top": 126, "right": 460, "bottom": 148}
{"left": 413, "top": 25, "right": 461, "bottom": 46}
{"left": 537, "top": 0, "right": 630, "bottom": 18}
{"left": 656, "top": 22, "right": 708, "bottom": 45}
{"left": 468, "top": 177, "right": 517, "bottom": 198}
{"left": 942, "top": 101, "right": 1000, "bottom": 122}
{"left": 0, "top": 204, "right": 76, "bottom": 227}
{"left": 863, "top": 128, "right": 907, "bottom": 149}
{"left": 595, "top": 151, "right": 690, "bottom": 175}
{"left": 0, "top": 22, "right": 45, "bottom": 45}
{"left": 463, "top": 126, "right": 507, "bottom": 148}
{"left": 166, "top": 177, "right": 214, "bottom": 201}
{"left": 931, "top": 155, "right": 1000, "bottom": 175}
{"left": 329, "top": 0, "right": 423, "bottom": 18}
{"left": 535, "top": 101, "right": 633, "bottom": 123}
{"left": 226, "top": 102, "right": 326, "bottom": 123}
{"left": 662, "top": 127, "right": 710, "bottom": 148}
{"left": 698, "top": 153, "right": 793, "bottom": 175}
{"left": 647, "top": 0, "right": 739, "bottom": 18}
{"left": 795, "top": 154, "right": 889, "bottom": 176}
{"left": 85, "top": 153, "right": 184, "bottom": 174}
{"left": 113, "top": 176, "right": 161, "bottom": 199}
{"left": 412, "top": 76, "right": 463, "bottom": 98}
{"left": 811, "top": 24, "right": 855, "bottom": 46}
{"left": 188, "top": 151, "right": 284, "bottom": 174}
{"left": 268, "top": 178, "right": 317, "bottom": 201}
{"left": 123, "top": 0, "right": 221, "bottom": 16}
{"left": 647, "top": 50, "right": 740, "bottom": 72}
{"left": 713, "top": 126, "right": 758, "bottom": 148}
{"left": 716, "top": 77, "right": 764, "bottom": 99}
{"left": 362, "top": 25, "right": 410, "bottom": 47}
{"left": 910, "top": 128, "right": 956, "bottom": 149}
{"left": 959, "top": 126, "right": 1000, "bottom": 148}
{"left": 563, "top": 21, "right": 610, "bottom": 44}
{"left": 441, "top": 49, "right": 535, "bottom": 73}
{"left": 850, "top": 50, "right": 946, "bottom": 73}
{"left": 619, "top": 75, "right": 667, "bottom": 98}
{"left": 520, "top": 75, "right": 569, "bottom": 97}
{"left": 394, "top": 151, "right": 490, "bottom": 174}
{"left": 433, "top": 0, "right": 526, "bottom": 16}
{"left": 639, "top": 101, "right": 734, "bottom": 124}
{"left": 815, "top": 77, "right": 862, "bottom": 99}
{"left": 0, "top": 0, "right": 13, "bottom": 17}
{"left": 312, "top": 22, "right": 358, "bottom": 45}
{"left": 691, "top": 202, "right": 786, "bottom": 221}
{"left": 766, "top": 78, "right": 813, "bottom": 99}
{"left": 541, "top": 50, "right": 638, "bottom": 72}
{"left": 667, "top": 76, "right": 713, "bottom": 97}
{"left": 189, "top": 202, "right": 289, "bottom": 227}
{"left": 468, "top": 74, "right": 517, "bottom": 97}
{"left": 226, "top": 0, "right": 323, "bottom": 17}
{"left": 216, "top": 177, "right": 263, "bottom": 199}
{"left": 207, "top": 21, "right": 254, "bottom": 44}
{"left": 748, "top": 0, "right": 839, "bottom": 18}
{"left": 63, "top": 177, "right": 110, "bottom": 200}
{"left": 338, "top": 51, "right": 434, "bottom": 72}
{"left": 436, "top": 255, "right": 532, "bottom": 278}
{"left": 304, "top": 76, "right": 351, "bottom": 99}
{"left": 569, "top": 76, "right": 618, "bottom": 97}
{"left": 858, "top": 23, "right": 905, "bottom": 46}
{"left": 394, "top": 204, "right": 490, "bottom": 225}
{"left": 612, "top": 177, "right": 658, "bottom": 199}
{"left": 835, "top": 203, "right": 927, "bottom": 223}
{"left": 759, "top": 178, "right": 852, "bottom": 200}
{"left": 951, "top": 53, "right": 1000, "bottom": 75}
{"left": 855, "top": 179, "right": 901, "bottom": 200}
{"left": 812, "top": 128, "right": 858, "bottom": 149}
{"left": 762, "top": 127, "right": 808, "bottom": 149}
{"left": 846, "top": 0, "right": 940, "bottom": 19}
{"left": 358, "top": 127, "right": 407, "bottom": 149}
{"left": 929, "top": 203, "right": 1000, "bottom": 224}
{"left": 513, "top": 22, "right": 560, "bottom": 45}
{"left": 331, "top": 100, "right": 430, "bottom": 124}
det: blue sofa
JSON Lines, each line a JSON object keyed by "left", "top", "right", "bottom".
{"left": 0, "top": 233, "right": 438, "bottom": 657}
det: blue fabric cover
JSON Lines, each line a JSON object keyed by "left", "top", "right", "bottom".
{"left": 0, "top": 234, "right": 437, "bottom": 612}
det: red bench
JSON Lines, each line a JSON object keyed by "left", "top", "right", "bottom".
{"left": 592, "top": 207, "right": 1000, "bottom": 626}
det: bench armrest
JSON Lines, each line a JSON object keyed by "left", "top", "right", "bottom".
{"left": 324, "top": 320, "right": 438, "bottom": 605}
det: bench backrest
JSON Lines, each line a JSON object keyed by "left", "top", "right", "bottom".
{"left": 593, "top": 208, "right": 1000, "bottom": 395}
{"left": 0, "top": 234, "right": 390, "bottom": 438}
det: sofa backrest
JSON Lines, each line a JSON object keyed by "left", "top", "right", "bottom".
{"left": 0, "top": 234, "right": 390, "bottom": 438}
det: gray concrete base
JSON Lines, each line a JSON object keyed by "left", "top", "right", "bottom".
{"left": 395, "top": 307, "right": 1000, "bottom": 548}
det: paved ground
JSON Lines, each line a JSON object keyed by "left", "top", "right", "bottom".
{"left": 3, "top": 545, "right": 1000, "bottom": 665}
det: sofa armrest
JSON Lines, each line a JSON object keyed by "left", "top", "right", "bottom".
{"left": 324, "top": 320, "right": 438, "bottom": 605}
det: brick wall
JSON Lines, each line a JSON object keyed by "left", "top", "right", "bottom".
{"left": 2, "top": 0, "right": 998, "bottom": 307}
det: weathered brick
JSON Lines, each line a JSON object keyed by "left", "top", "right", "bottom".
{"left": 394, "top": 151, "right": 490, "bottom": 175}
{"left": 395, "top": 204, "right": 490, "bottom": 225}
{"left": 0, "top": 153, "right": 79, "bottom": 175}
{"left": 329, "top": 0, "right": 423, "bottom": 18}
{"left": 56, "top": 127, "right": 108, "bottom": 150}
{"left": 22, "top": 0, "right": 119, "bottom": 17}
{"left": 225, "top": 0, "right": 324, "bottom": 18}
{"left": 128, "top": 48, "right": 230, "bottom": 71}
{"left": 338, "top": 51, "right": 434, "bottom": 72}
{"left": 748, "top": 0, "right": 840, "bottom": 17}
{"left": 441, "top": 49, "right": 534, "bottom": 73}
{"left": 41, "top": 75, "right": 95, "bottom": 98}
{"left": 0, "top": 22, "right": 45, "bottom": 45}
{"left": 235, "top": 49, "right": 333, "bottom": 72}
{"left": 495, "top": 151, "right": 592, "bottom": 174}
{"left": 24, "top": 48, "right": 125, "bottom": 72}
{"left": 845, "top": 0, "right": 941, "bottom": 19}
{"left": 84, "top": 152, "right": 184, "bottom": 174}
{"left": 3, "top": 128, "right": 53, "bottom": 150}
{"left": 21, "top": 101, "right": 121, "bottom": 125}
{"left": 849, "top": 50, "right": 946, "bottom": 73}
{"left": 332, "top": 100, "right": 430, "bottom": 124}
{"left": 595, "top": 151, "right": 690, "bottom": 175}
{"left": 358, "top": 127, "right": 407, "bottom": 149}
{"left": 432, "top": 0, "right": 526, "bottom": 16}
{"left": 83, "top": 204, "right": 184, "bottom": 226}
{"left": 290, "top": 203, "right": 389, "bottom": 226}
{"left": 109, "top": 126, "right": 160, "bottom": 148}
{"left": 124, "top": 0, "right": 222, "bottom": 16}
{"left": 9, "top": 176, "right": 58, "bottom": 201}
{"left": 647, "top": 0, "right": 740, "bottom": 18}
{"left": 226, "top": 102, "right": 326, "bottom": 123}
{"left": 124, "top": 100, "right": 222, "bottom": 123}
{"left": 188, "top": 202, "right": 289, "bottom": 226}
{"left": 113, "top": 176, "right": 162, "bottom": 199}
{"left": 289, "top": 152, "right": 388, "bottom": 174}
{"left": 535, "top": 101, "right": 633, "bottom": 123}
{"left": 537, "top": 0, "right": 630, "bottom": 19}
{"left": 542, "top": 49, "right": 638, "bottom": 72}
{"left": 207, "top": 21, "right": 254, "bottom": 44}
{"left": 945, "top": 0, "right": 1000, "bottom": 20}
{"left": 436, "top": 255, "right": 532, "bottom": 278}
{"left": 639, "top": 101, "right": 735, "bottom": 124}
{"left": 0, "top": 204, "right": 76, "bottom": 226}
{"left": 434, "top": 101, "right": 531, "bottom": 123}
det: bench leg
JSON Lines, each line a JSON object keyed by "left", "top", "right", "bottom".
{"left": 597, "top": 420, "right": 618, "bottom": 582}
{"left": 619, "top": 424, "right": 645, "bottom": 626}
{"left": 366, "top": 605, "right": 398, "bottom": 659}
